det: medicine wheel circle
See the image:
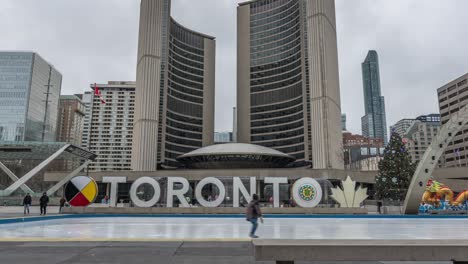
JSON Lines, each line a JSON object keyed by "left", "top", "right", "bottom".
{"left": 64, "top": 176, "right": 98, "bottom": 207}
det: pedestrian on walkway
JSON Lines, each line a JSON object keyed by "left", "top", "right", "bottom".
{"left": 23, "top": 193, "right": 32, "bottom": 215}
{"left": 40, "top": 192, "right": 49, "bottom": 216}
{"left": 377, "top": 201, "right": 383, "bottom": 214}
{"left": 59, "top": 197, "right": 66, "bottom": 213}
{"left": 246, "top": 193, "right": 263, "bottom": 238}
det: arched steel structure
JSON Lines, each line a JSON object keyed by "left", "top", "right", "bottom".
{"left": 403, "top": 104, "right": 468, "bottom": 214}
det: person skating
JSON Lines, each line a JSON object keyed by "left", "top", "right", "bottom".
{"left": 59, "top": 197, "right": 66, "bottom": 213}
{"left": 23, "top": 193, "right": 32, "bottom": 215}
{"left": 246, "top": 193, "right": 263, "bottom": 238}
{"left": 39, "top": 192, "right": 49, "bottom": 215}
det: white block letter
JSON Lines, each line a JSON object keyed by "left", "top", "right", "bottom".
{"left": 129, "top": 177, "right": 161, "bottom": 208}
{"left": 167, "top": 177, "right": 190, "bottom": 208}
{"left": 102, "top": 176, "right": 127, "bottom": 207}
{"left": 195, "top": 177, "right": 226, "bottom": 207}
{"left": 264, "top": 177, "right": 288, "bottom": 208}
{"left": 233, "top": 177, "right": 256, "bottom": 207}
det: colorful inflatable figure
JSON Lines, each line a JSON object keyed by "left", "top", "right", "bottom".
{"left": 422, "top": 179, "right": 468, "bottom": 207}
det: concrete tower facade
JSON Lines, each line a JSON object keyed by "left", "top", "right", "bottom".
{"left": 132, "top": 0, "right": 215, "bottom": 171}
{"left": 237, "top": 0, "right": 343, "bottom": 169}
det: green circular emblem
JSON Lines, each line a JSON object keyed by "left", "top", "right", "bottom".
{"left": 299, "top": 184, "right": 316, "bottom": 201}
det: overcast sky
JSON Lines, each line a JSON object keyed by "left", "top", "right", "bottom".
{"left": 1, "top": 0, "right": 468, "bottom": 134}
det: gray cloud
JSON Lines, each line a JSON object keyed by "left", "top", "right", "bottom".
{"left": 1, "top": 0, "right": 467, "bottom": 134}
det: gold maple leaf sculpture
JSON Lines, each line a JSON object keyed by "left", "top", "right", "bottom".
{"left": 330, "top": 176, "right": 368, "bottom": 208}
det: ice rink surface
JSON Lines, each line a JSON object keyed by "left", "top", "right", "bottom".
{"left": 1, "top": 216, "right": 468, "bottom": 240}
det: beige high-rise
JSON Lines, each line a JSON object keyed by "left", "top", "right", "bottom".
{"left": 132, "top": 0, "right": 215, "bottom": 171}
{"left": 437, "top": 73, "right": 468, "bottom": 168}
{"left": 237, "top": 0, "right": 343, "bottom": 169}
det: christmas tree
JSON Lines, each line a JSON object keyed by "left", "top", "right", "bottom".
{"left": 375, "top": 131, "right": 416, "bottom": 202}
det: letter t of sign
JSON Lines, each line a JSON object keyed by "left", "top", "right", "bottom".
{"left": 102, "top": 176, "right": 127, "bottom": 207}
{"left": 264, "top": 177, "right": 288, "bottom": 208}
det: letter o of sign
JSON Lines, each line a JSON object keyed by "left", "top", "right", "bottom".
{"left": 292, "top": 178, "right": 323, "bottom": 208}
{"left": 195, "top": 177, "right": 226, "bottom": 207}
{"left": 129, "top": 177, "right": 161, "bottom": 208}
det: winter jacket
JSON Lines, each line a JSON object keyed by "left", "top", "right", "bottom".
{"left": 23, "top": 195, "right": 32, "bottom": 205}
{"left": 246, "top": 200, "right": 262, "bottom": 220}
{"left": 39, "top": 195, "right": 49, "bottom": 206}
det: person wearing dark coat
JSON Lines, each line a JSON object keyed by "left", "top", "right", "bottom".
{"left": 39, "top": 192, "right": 49, "bottom": 215}
{"left": 23, "top": 193, "right": 32, "bottom": 215}
{"left": 246, "top": 193, "right": 263, "bottom": 238}
{"left": 59, "top": 197, "right": 66, "bottom": 213}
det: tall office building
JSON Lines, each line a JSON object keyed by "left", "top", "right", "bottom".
{"left": 237, "top": 0, "right": 343, "bottom": 169}
{"left": 0, "top": 52, "right": 62, "bottom": 142}
{"left": 214, "top": 132, "right": 233, "bottom": 143}
{"left": 437, "top": 73, "right": 468, "bottom": 167}
{"left": 57, "top": 95, "right": 85, "bottom": 145}
{"left": 390, "top": 119, "right": 416, "bottom": 138}
{"left": 341, "top": 114, "right": 347, "bottom": 131}
{"left": 391, "top": 115, "right": 441, "bottom": 139}
{"left": 83, "top": 81, "right": 135, "bottom": 171}
{"left": 404, "top": 114, "right": 441, "bottom": 164}
{"left": 81, "top": 92, "right": 93, "bottom": 149}
{"left": 55, "top": 95, "right": 85, "bottom": 171}
{"left": 233, "top": 107, "right": 238, "bottom": 142}
{"left": 132, "top": 0, "right": 215, "bottom": 170}
{"left": 361, "top": 50, "right": 388, "bottom": 144}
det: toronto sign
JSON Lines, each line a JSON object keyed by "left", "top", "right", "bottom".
{"left": 80, "top": 176, "right": 325, "bottom": 208}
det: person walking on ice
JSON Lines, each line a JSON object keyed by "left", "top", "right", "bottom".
{"left": 246, "top": 193, "right": 263, "bottom": 238}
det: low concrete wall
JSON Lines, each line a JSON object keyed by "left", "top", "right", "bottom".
{"left": 62, "top": 206, "right": 368, "bottom": 215}
{"left": 0, "top": 197, "right": 62, "bottom": 206}
{"left": 254, "top": 239, "right": 468, "bottom": 262}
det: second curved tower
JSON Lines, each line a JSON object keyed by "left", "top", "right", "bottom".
{"left": 132, "top": 0, "right": 215, "bottom": 170}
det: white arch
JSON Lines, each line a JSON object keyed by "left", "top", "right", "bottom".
{"left": 403, "top": 104, "right": 468, "bottom": 214}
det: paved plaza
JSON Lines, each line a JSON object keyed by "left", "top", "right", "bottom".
{"left": 0, "top": 242, "right": 452, "bottom": 264}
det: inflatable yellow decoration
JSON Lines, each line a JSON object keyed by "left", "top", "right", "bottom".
{"left": 422, "top": 179, "right": 468, "bottom": 206}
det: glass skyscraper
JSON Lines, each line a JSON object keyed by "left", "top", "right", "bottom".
{"left": 361, "top": 50, "right": 388, "bottom": 144}
{"left": 341, "top": 114, "right": 347, "bottom": 131}
{"left": 0, "top": 52, "right": 62, "bottom": 142}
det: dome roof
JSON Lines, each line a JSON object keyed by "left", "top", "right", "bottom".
{"left": 176, "top": 143, "right": 295, "bottom": 169}
{"left": 179, "top": 143, "right": 292, "bottom": 158}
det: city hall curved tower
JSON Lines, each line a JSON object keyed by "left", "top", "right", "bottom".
{"left": 237, "top": 0, "right": 343, "bottom": 169}
{"left": 132, "top": 0, "right": 215, "bottom": 170}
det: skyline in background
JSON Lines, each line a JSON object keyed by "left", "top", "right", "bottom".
{"left": 1, "top": 0, "right": 468, "bottom": 135}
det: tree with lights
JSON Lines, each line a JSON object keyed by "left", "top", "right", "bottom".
{"left": 375, "top": 131, "right": 416, "bottom": 202}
